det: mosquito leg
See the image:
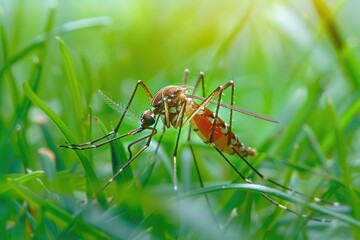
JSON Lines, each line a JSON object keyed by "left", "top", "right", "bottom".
{"left": 126, "top": 115, "right": 160, "bottom": 160}
{"left": 172, "top": 101, "right": 188, "bottom": 193}
{"left": 98, "top": 127, "right": 157, "bottom": 193}
{"left": 60, "top": 80, "right": 153, "bottom": 149}
{"left": 208, "top": 81, "right": 234, "bottom": 144}
{"left": 190, "top": 71, "right": 206, "bottom": 97}
{"left": 183, "top": 72, "right": 222, "bottom": 229}
{"left": 112, "top": 80, "right": 153, "bottom": 133}
{"left": 191, "top": 80, "right": 336, "bottom": 219}
{"left": 233, "top": 151, "right": 340, "bottom": 206}
{"left": 212, "top": 144, "right": 331, "bottom": 222}
{"left": 185, "top": 71, "right": 206, "bottom": 143}
{"left": 183, "top": 81, "right": 233, "bottom": 126}
{"left": 182, "top": 68, "right": 190, "bottom": 85}
{"left": 141, "top": 124, "right": 166, "bottom": 187}
{"left": 208, "top": 81, "right": 340, "bottom": 207}
{"left": 60, "top": 127, "right": 145, "bottom": 150}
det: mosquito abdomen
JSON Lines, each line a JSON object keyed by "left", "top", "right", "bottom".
{"left": 187, "top": 105, "right": 256, "bottom": 157}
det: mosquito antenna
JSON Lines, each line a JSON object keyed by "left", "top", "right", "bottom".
{"left": 186, "top": 94, "right": 278, "bottom": 123}
{"left": 98, "top": 90, "right": 142, "bottom": 122}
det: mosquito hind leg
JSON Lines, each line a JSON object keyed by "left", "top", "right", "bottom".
{"left": 204, "top": 80, "right": 339, "bottom": 207}
{"left": 213, "top": 144, "right": 331, "bottom": 222}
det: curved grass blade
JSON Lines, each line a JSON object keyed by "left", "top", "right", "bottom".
{"left": 94, "top": 117, "right": 134, "bottom": 185}
{"left": 0, "top": 63, "right": 42, "bottom": 169}
{"left": 211, "top": 1, "right": 255, "bottom": 65}
{"left": 0, "top": 170, "right": 44, "bottom": 194}
{"left": 57, "top": 37, "right": 85, "bottom": 137}
{"left": 95, "top": 117, "right": 144, "bottom": 223}
{"left": 8, "top": 183, "right": 110, "bottom": 239}
{"left": 181, "top": 183, "right": 360, "bottom": 227}
{"left": 23, "top": 82, "right": 101, "bottom": 196}
{"left": 0, "top": 16, "right": 111, "bottom": 80}
{"left": 313, "top": 0, "right": 360, "bottom": 89}
{"left": 326, "top": 100, "right": 360, "bottom": 236}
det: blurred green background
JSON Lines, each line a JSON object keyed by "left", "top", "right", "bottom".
{"left": 1, "top": 0, "right": 360, "bottom": 239}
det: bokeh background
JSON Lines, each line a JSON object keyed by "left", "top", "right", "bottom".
{"left": 1, "top": 0, "right": 360, "bottom": 239}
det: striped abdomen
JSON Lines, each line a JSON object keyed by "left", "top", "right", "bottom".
{"left": 186, "top": 104, "right": 256, "bottom": 157}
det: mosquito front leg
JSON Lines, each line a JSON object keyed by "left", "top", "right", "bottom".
{"left": 98, "top": 126, "right": 157, "bottom": 193}
{"left": 60, "top": 128, "right": 146, "bottom": 150}
{"left": 60, "top": 80, "right": 153, "bottom": 149}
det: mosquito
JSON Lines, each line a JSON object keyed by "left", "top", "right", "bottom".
{"left": 60, "top": 69, "right": 338, "bottom": 222}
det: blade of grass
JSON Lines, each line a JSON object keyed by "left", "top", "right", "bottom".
{"left": 0, "top": 170, "right": 44, "bottom": 194}
{"left": 95, "top": 117, "right": 144, "bottom": 223}
{"left": 0, "top": 21, "right": 20, "bottom": 108}
{"left": 0, "top": 62, "right": 42, "bottom": 172}
{"left": 313, "top": 0, "right": 360, "bottom": 90}
{"left": 0, "top": 22, "right": 8, "bottom": 63}
{"left": 322, "top": 95, "right": 360, "bottom": 154}
{"left": 38, "top": 118, "right": 66, "bottom": 171}
{"left": 57, "top": 36, "right": 85, "bottom": 137}
{"left": 275, "top": 80, "right": 321, "bottom": 156}
{"left": 0, "top": 5, "right": 57, "bottom": 172}
{"left": 303, "top": 125, "right": 328, "bottom": 165}
{"left": 262, "top": 145, "right": 302, "bottom": 231}
{"left": 0, "top": 16, "right": 111, "bottom": 81}
{"left": 182, "top": 183, "right": 360, "bottom": 227}
{"left": 9, "top": 183, "right": 110, "bottom": 239}
{"left": 16, "top": 124, "right": 30, "bottom": 170}
{"left": 38, "top": 148, "right": 56, "bottom": 181}
{"left": 22, "top": 81, "right": 101, "bottom": 196}
{"left": 95, "top": 117, "right": 133, "bottom": 184}
{"left": 211, "top": 1, "right": 255, "bottom": 66}
{"left": 326, "top": 99, "right": 360, "bottom": 237}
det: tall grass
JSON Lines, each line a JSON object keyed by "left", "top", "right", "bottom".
{"left": 1, "top": 0, "right": 359, "bottom": 239}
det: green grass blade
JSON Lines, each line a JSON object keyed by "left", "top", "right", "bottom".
{"left": 57, "top": 37, "right": 85, "bottom": 136}
{"left": 303, "top": 125, "right": 328, "bottom": 165}
{"left": 95, "top": 117, "right": 144, "bottom": 223}
{"left": 16, "top": 124, "right": 30, "bottom": 170}
{"left": 326, "top": 99, "right": 360, "bottom": 237}
{"left": 275, "top": 81, "right": 321, "bottom": 155}
{"left": 0, "top": 170, "right": 44, "bottom": 194}
{"left": 0, "top": 17, "right": 111, "bottom": 80}
{"left": 39, "top": 120, "right": 66, "bottom": 171}
{"left": 0, "top": 22, "right": 8, "bottom": 63}
{"left": 211, "top": 1, "right": 255, "bottom": 65}
{"left": 9, "top": 183, "right": 110, "bottom": 239}
{"left": 38, "top": 148, "right": 56, "bottom": 181}
{"left": 0, "top": 63, "right": 42, "bottom": 170}
{"left": 182, "top": 183, "right": 360, "bottom": 227}
{"left": 313, "top": 0, "right": 360, "bottom": 89}
{"left": 95, "top": 117, "right": 133, "bottom": 184}
{"left": 22, "top": 81, "right": 100, "bottom": 193}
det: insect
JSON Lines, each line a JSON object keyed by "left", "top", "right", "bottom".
{"left": 60, "top": 69, "right": 337, "bottom": 222}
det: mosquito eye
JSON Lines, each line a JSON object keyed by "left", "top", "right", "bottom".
{"left": 142, "top": 111, "right": 155, "bottom": 126}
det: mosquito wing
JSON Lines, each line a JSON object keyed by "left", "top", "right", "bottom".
{"left": 98, "top": 90, "right": 141, "bottom": 121}
{"left": 187, "top": 94, "right": 278, "bottom": 123}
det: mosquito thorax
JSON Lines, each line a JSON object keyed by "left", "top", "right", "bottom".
{"left": 149, "top": 85, "right": 189, "bottom": 128}
{"left": 150, "top": 85, "right": 187, "bottom": 107}
{"left": 141, "top": 110, "right": 156, "bottom": 127}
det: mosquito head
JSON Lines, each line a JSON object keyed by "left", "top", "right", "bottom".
{"left": 141, "top": 110, "right": 156, "bottom": 127}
